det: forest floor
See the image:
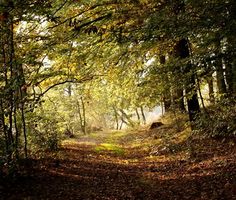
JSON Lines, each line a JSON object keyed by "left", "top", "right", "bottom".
{"left": 1, "top": 117, "right": 236, "bottom": 200}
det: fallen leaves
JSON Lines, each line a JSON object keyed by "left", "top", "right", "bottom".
{"left": 1, "top": 130, "right": 236, "bottom": 200}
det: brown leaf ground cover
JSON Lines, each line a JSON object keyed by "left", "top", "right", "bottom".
{"left": 1, "top": 124, "right": 236, "bottom": 200}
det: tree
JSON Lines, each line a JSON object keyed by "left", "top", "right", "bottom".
{"left": 47, "top": 0, "right": 236, "bottom": 124}
{"left": 1, "top": 0, "right": 235, "bottom": 170}
{"left": 0, "top": 0, "right": 64, "bottom": 163}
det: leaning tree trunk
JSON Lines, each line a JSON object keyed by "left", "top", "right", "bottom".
{"left": 112, "top": 106, "right": 119, "bottom": 130}
{"left": 119, "top": 109, "right": 135, "bottom": 127}
{"left": 140, "top": 106, "right": 146, "bottom": 125}
{"left": 135, "top": 108, "right": 140, "bottom": 124}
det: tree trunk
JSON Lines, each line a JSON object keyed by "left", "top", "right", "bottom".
{"left": 207, "top": 75, "right": 215, "bottom": 104}
{"left": 227, "top": 0, "right": 236, "bottom": 96}
{"left": 160, "top": 55, "right": 172, "bottom": 112}
{"left": 163, "top": 95, "right": 171, "bottom": 112}
{"left": 81, "top": 97, "right": 86, "bottom": 134}
{"left": 119, "top": 109, "right": 134, "bottom": 127}
{"left": 20, "top": 89, "right": 27, "bottom": 158}
{"left": 175, "top": 38, "right": 200, "bottom": 123}
{"left": 173, "top": 43, "right": 185, "bottom": 112}
{"left": 225, "top": 46, "right": 236, "bottom": 96}
{"left": 216, "top": 64, "right": 227, "bottom": 95}
{"left": 135, "top": 108, "right": 140, "bottom": 124}
{"left": 0, "top": 99, "right": 9, "bottom": 157}
{"left": 232, "top": 59, "right": 236, "bottom": 95}
{"left": 119, "top": 112, "right": 128, "bottom": 129}
{"left": 215, "top": 39, "right": 227, "bottom": 95}
{"left": 77, "top": 99, "right": 86, "bottom": 135}
{"left": 113, "top": 106, "right": 119, "bottom": 130}
{"left": 173, "top": 85, "right": 185, "bottom": 111}
{"left": 119, "top": 121, "right": 124, "bottom": 130}
{"left": 225, "top": 58, "right": 233, "bottom": 93}
{"left": 0, "top": 8, "right": 15, "bottom": 161}
{"left": 140, "top": 106, "right": 146, "bottom": 125}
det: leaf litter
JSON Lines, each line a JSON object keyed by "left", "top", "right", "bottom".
{"left": 1, "top": 128, "right": 236, "bottom": 200}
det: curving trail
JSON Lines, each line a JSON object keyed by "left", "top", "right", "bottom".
{"left": 1, "top": 130, "right": 236, "bottom": 200}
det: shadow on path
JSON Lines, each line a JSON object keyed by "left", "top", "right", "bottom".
{"left": 1, "top": 140, "right": 236, "bottom": 200}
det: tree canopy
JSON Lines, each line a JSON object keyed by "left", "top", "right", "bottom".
{"left": 0, "top": 0, "right": 235, "bottom": 168}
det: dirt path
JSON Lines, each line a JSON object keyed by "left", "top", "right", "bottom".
{"left": 1, "top": 131, "right": 236, "bottom": 200}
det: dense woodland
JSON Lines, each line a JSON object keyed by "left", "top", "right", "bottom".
{"left": 0, "top": 0, "right": 236, "bottom": 199}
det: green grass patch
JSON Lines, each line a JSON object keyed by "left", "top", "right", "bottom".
{"left": 103, "top": 131, "right": 130, "bottom": 143}
{"left": 95, "top": 143, "right": 125, "bottom": 155}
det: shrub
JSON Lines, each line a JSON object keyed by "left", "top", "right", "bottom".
{"left": 194, "top": 98, "right": 236, "bottom": 138}
{"left": 27, "top": 114, "right": 61, "bottom": 156}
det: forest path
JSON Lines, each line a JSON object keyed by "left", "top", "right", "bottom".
{"left": 2, "top": 130, "right": 236, "bottom": 200}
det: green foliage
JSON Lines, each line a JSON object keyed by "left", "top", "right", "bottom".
{"left": 26, "top": 110, "right": 61, "bottom": 156}
{"left": 194, "top": 98, "right": 236, "bottom": 138}
{"left": 0, "top": 0, "right": 236, "bottom": 168}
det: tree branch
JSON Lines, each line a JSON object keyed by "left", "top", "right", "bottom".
{"left": 40, "top": 76, "right": 94, "bottom": 98}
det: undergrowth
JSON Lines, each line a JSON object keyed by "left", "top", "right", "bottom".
{"left": 194, "top": 98, "right": 236, "bottom": 138}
